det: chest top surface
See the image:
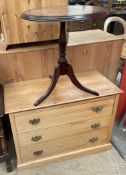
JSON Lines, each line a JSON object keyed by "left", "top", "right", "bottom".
{"left": 4, "top": 71, "right": 122, "bottom": 114}
{"left": 21, "top": 5, "right": 108, "bottom": 22}
{"left": 0, "top": 30, "right": 122, "bottom": 55}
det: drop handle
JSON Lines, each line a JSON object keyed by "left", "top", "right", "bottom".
{"left": 33, "top": 150, "right": 43, "bottom": 157}
{"left": 91, "top": 106, "right": 103, "bottom": 113}
{"left": 91, "top": 123, "right": 101, "bottom": 129}
{"left": 29, "top": 118, "right": 40, "bottom": 125}
{"left": 31, "top": 136, "right": 42, "bottom": 142}
{"left": 89, "top": 137, "right": 98, "bottom": 143}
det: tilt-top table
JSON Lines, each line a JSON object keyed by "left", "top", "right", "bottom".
{"left": 21, "top": 5, "right": 108, "bottom": 106}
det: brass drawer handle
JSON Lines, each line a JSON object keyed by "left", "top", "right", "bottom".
{"left": 91, "top": 106, "right": 103, "bottom": 113}
{"left": 91, "top": 123, "right": 101, "bottom": 129}
{"left": 29, "top": 118, "right": 40, "bottom": 125}
{"left": 31, "top": 136, "right": 42, "bottom": 142}
{"left": 33, "top": 150, "right": 43, "bottom": 157}
{"left": 89, "top": 137, "right": 98, "bottom": 143}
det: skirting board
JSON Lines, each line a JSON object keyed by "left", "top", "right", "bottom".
{"left": 18, "top": 143, "right": 112, "bottom": 170}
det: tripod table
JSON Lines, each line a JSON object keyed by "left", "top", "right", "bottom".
{"left": 21, "top": 5, "right": 108, "bottom": 106}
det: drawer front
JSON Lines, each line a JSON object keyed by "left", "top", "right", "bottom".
{"left": 15, "top": 98, "right": 114, "bottom": 134}
{"left": 18, "top": 116, "right": 112, "bottom": 147}
{"left": 20, "top": 129, "right": 109, "bottom": 163}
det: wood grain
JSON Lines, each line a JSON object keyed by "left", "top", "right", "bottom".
{"left": 2, "top": 26, "right": 122, "bottom": 170}
{"left": 0, "top": 34, "right": 6, "bottom": 51}
{"left": 9, "top": 114, "right": 22, "bottom": 164}
{"left": 0, "top": 0, "right": 67, "bottom": 45}
{"left": 107, "top": 94, "right": 120, "bottom": 141}
{"left": 17, "top": 143, "right": 112, "bottom": 170}
{"left": 0, "top": 30, "right": 123, "bottom": 84}
{"left": 18, "top": 115, "right": 112, "bottom": 147}
{"left": 20, "top": 129, "right": 109, "bottom": 162}
{"left": 4, "top": 71, "right": 122, "bottom": 114}
{"left": 7, "top": 70, "right": 121, "bottom": 169}
{"left": 14, "top": 98, "right": 114, "bottom": 134}
{"left": 68, "top": 30, "right": 122, "bottom": 46}
{"left": 21, "top": 5, "right": 108, "bottom": 22}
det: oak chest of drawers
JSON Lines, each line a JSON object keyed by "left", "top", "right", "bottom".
{"left": 4, "top": 71, "right": 122, "bottom": 170}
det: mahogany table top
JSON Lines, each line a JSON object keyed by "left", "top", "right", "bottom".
{"left": 21, "top": 5, "right": 108, "bottom": 22}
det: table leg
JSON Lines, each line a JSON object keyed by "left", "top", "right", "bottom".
{"left": 34, "top": 64, "right": 60, "bottom": 106}
{"left": 66, "top": 63, "right": 99, "bottom": 95}
{"left": 34, "top": 22, "right": 99, "bottom": 106}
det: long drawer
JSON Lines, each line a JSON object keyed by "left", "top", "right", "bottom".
{"left": 15, "top": 98, "right": 114, "bottom": 134}
{"left": 20, "top": 129, "right": 109, "bottom": 163}
{"left": 18, "top": 115, "right": 112, "bottom": 147}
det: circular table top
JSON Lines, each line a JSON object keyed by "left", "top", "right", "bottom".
{"left": 21, "top": 5, "right": 109, "bottom": 22}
